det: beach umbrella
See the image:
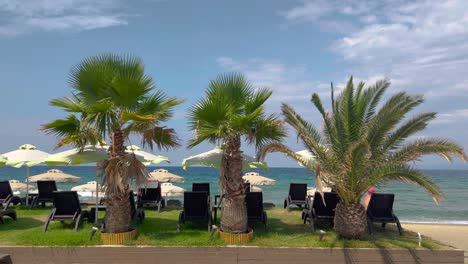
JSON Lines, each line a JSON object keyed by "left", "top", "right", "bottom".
{"left": 307, "top": 187, "right": 332, "bottom": 196}
{"left": 43, "top": 145, "right": 109, "bottom": 166}
{"left": 71, "top": 181, "right": 105, "bottom": 192}
{"left": 126, "top": 145, "right": 170, "bottom": 165}
{"left": 1, "top": 144, "right": 50, "bottom": 205}
{"left": 148, "top": 169, "right": 185, "bottom": 183}
{"left": 242, "top": 172, "right": 276, "bottom": 186}
{"left": 160, "top": 183, "right": 185, "bottom": 197}
{"left": 28, "top": 169, "right": 81, "bottom": 183}
{"left": 0, "top": 156, "right": 6, "bottom": 166}
{"left": 8, "top": 180, "right": 35, "bottom": 192}
{"left": 251, "top": 186, "right": 263, "bottom": 192}
{"left": 181, "top": 147, "right": 267, "bottom": 170}
{"left": 72, "top": 181, "right": 106, "bottom": 198}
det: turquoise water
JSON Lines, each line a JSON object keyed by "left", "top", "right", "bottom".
{"left": 1, "top": 166, "right": 467, "bottom": 224}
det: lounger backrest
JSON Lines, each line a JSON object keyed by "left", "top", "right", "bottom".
{"left": 0, "top": 181, "right": 13, "bottom": 200}
{"left": 312, "top": 192, "right": 339, "bottom": 217}
{"left": 289, "top": 183, "right": 307, "bottom": 201}
{"left": 37, "top": 180, "right": 57, "bottom": 199}
{"left": 246, "top": 192, "right": 263, "bottom": 218}
{"left": 244, "top": 182, "right": 251, "bottom": 193}
{"left": 183, "top": 191, "right": 208, "bottom": 218}
{"left": 139, "top": 187, "right": 161, "bottom": 202}
{"left": 192, "top": 182, "right": 210, "bottom": 196}
{"left": 53, "top": 191, "right": 81, "bottom": 216}
{"left": 368, "top": 193, "right": 395, "bottom": 219}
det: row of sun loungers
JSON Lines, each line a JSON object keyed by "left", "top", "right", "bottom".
{"left": 285, "top": 183, "right": 403, "bottom": 235}
{"left": 1, "top": 180, "right": 402, "bottom": 236}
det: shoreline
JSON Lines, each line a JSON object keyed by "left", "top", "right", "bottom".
{"left": 401, "top": 221, "right": 468, "bottom": 226}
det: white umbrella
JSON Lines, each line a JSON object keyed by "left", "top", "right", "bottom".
{"left": 160, "top": 182, "right": 185, "bottom": 197}
{"left": 181, "top": 147, "right": 267, "bottom": 170}
{"left": 1, "top": 144, "right": 50, "bottom": 205}
{"left": 43, "top": 145, "right": 109, "bottom": 166}
{"left": 242, "top": 172, "right": 276, "bottom": 186}
{"left": 72, "top": 181, "right": 106, "bottom": 198}
{"left": 149, "top": 169, "right": 185, "bottom": 183}
{"left": 251, "top": 186, "right": 263, "bottom": 192}
{"left": 307, "top": 187, "right": 332, "bottom": 196}
{"left": 8, "top": 180, "right": 35, "bottom": 192}
{"left": 126, "top": 145, "right": 170, "bottom": 165}
{"left": 28, "top": 169, "right": 81, "bottom": 183}
{"left": 0, "top": 156, "right": 6, "bottom": 166}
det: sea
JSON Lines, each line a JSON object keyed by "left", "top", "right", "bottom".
{"left": 1, "top": 166, "right": 467, "bottom": 225}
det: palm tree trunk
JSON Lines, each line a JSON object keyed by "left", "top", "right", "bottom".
{"left": 105, "top": 128, "right": 132, "bottom": 233}
{"left": 334, "top": 202, "right": 367, "bottom": 239}
{"left": 220, "top": 137, "right": 248, "bottom": 233}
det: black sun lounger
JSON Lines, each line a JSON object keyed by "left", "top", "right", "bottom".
{"left": 178, "top": 191, "right": 211, "bottom": 232}
{"left": 0, "top": 181, "right": 22, "bottom": 208}
{"left": 130, "top": 190, "right": 145, "bottom": 224}
{"left": 43, "top": 191, "right": 90, "bottom": 232}
{"left": 137, "top": 187, "right": 165, "bottom": 212}
{"left": 284, "top": 183, "right": 307, "bottom": 210}
{"left": 303, "top": 192, "right": 339, "bottom": 232}
{"left": 31, "top": 180, "right": 57, "bottom": 208}
{"left": 246, "top": 192, "right": 268, "bottom": 230}
{"left": 367, "top": 193, "right": 403, "bottom": 235}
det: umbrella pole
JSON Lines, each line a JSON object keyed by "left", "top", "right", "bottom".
{"left": 26, "top": 166, "right": 30, "bottom": 206}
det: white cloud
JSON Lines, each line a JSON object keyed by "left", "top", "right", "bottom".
{"left": 217, "top": 57, "right": 317, "bottom": 105}
{"left": 0, "top": 0, "right": 129, "bottom": 36}
{"left": 282, "top": 0, "right": 468, "bottom": 115}
{"left": 434, "top": 109, "right": 468, "bottom": 124}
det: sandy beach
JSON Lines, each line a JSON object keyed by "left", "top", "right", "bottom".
{"left": 404, "top": 223, "right": 468, "bottom": 251}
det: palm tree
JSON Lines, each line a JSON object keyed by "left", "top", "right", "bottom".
{"left": 258, "top": 77, "right": 467, "bottom": 238}
{"left": 43, "top": 54, "right": 184, "bottom": 233}
{"left": 188, "top": 73, "right": 286, "bottom": 233}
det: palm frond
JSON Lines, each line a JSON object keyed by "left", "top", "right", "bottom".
{"left": 389, "top": 138, "right": 468, "bottom": 163}
{"left": 369, "top": 164, "right": 444, "bottom": 204}
{"left": 383, "top": 112, "right": 437, "bottom": 151}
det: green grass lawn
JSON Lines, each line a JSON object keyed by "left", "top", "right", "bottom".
{"left": 0, "top": 205, "right": 446, "bottom": 249}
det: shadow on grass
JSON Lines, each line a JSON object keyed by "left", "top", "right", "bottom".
{"left": 0, "top": 217, "right": 43, "bottom": 230}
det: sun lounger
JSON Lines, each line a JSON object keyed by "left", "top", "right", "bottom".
{"left": 137, "top": 186, "right": 165, "bottom": 212}
{"left": 244, "top": 182, "right": 251, "bottom": 193}
{"left": 192, "top": 182, "right": 210, "bottom": 195}
{"left": 0, "top": 181, "right": 22, "bottom": 208}
{"left": 246, "top": 192, "right": 267, "bottom": 230}
{"left": 367, "top": 193, "right": 403, "bottom": 235}
{"left": 31, "top": 180, "right": 57, "bottom": 208}
{"left": 284, "top": 183, "right": 307, "bottom": 210}
{"left": 178, "top": 191, "right": 211, "bottom": 232}
{"left": 303, "top": 192, "right": 339, "bottom": 232}
{"left": 129, "top": 190, "right": 145, "bottom": 224}
{"left": 0, "top": 200, "right": 17, "bottom": 224}
{"left": 43, "top": 191, "right": 90, "bottom": 232}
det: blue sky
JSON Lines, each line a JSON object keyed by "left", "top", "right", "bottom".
{"left": 0, "top": 0, "right": 467, "bottom": 169}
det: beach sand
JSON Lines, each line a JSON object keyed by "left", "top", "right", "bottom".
{"left": 404, "top": 223, "right": 468, "bottom": 251}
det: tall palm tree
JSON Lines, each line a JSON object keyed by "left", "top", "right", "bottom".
{"left": 188, "top": 73, "right": 286, "bottom": 233}
{"left": 43, "top": 54, "right": 184, "bottom": 233}
{"left": 259, "top": 77, "right": 467, "bottom": 238}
